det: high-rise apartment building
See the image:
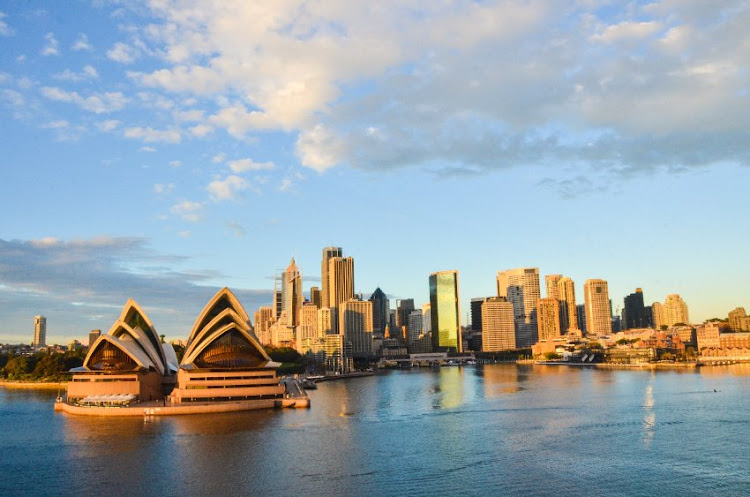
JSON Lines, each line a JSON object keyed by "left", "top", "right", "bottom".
{"left": 497, "top": 268, "right": 540, "bottom": 348}
{"left": 663, "top": 294, "right": 689, "bottom": 327}
{"left": 33, "top": 315, "right": 46, "bottom": 348}
{"left": 537, "top": 298, "right": 562, "bottom": 340}
{"left": 471, "top": 297, "right": 489, "bottom": 332}
{"left": 318, "top": 307, "right": 333, "bottom": 335}
{"left": 340, "top": 299, "right": 373, "bottom": 357}
{"left": 88, "top": 329, "right": 101, "bottom": 348}
{"left": 321, "top": 246, "right": 343, "bottom": 309}
{"left": 273, "top": 289, "right": 282, "bottom": 321}
{"left": 408, "top": 310, "right": 423, "bottom": 344}
{"left": 281, "top": 258, "right": 302, "bottom": 326}
{"left": 328, "top": 256, "right": 354, "bottom": 333}
{"left": 557, "top": 277, "right": 578, "bottom": 332}
{"left": 395, "top": 299, "right": 415, "bottom": 341}
{"left": 481, "top": 297, "right": 515, "bottom": 351}
{"left": 729, "top": 307, "right": 749, "bottom": 332}
{"left": 576, "top": 304, "right": 586, "bottom": 334}
{"left": 584, "top": 279, "right": 612, "bottom": 336}
{"left": 430, "top": 270, "right": 461, "bottom": 353}
{"left": 369, "top": 287, "right": 389, "bottom": 337}
{"left": 651, "top": 302, "right": 664, "bottom": 329}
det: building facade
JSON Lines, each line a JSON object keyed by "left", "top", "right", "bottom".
{"left": 339, "top": 299, "right": 373, "bottom": 357}
{"left": 481, "top": 297, "right": 515, "bottom": 351}
{"left": 328, "top": 256, "right": 354, "bottom": 333}
{"left": 430, "top": 270, "right": 461, "bottom": 353}
{"left": 369, "top": 287, "right": 389, "bottom": 337}
{"left": 584, "top": 279, "right": 612, "bottom": 336}
{"left": 321, "top": 246, "right": 343, "bottom": 309}
{"left": 497, "top": 268, "right": 540, "bottom": 348}
{"left": 33, "top": 315, "right": 46, "bottom": 348}
{"left": 537, "top": 298, "right": 562, "bottom": 341}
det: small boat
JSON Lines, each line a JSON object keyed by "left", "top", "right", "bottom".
{"left": 301, "top": 379, "right": 318, "bottom": 390}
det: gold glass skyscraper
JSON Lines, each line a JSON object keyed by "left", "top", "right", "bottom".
{"left": 429, "top": 270, "right": 461, "bottom": 353}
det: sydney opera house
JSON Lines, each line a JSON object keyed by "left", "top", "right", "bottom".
{"left": 57, "top": 288, "right": 306, "bottom": 416}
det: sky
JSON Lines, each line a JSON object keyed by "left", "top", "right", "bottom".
{"left": 1, "top": 0, "right": 749, "bottom": 345}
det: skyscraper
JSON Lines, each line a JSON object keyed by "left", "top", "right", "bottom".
{"left": 310, "top": 286, "right": 322, "bottom": 308}
{"left": 557, "top": 277, "right": 578, "bottom": 332}
{"left": 253, "top": 306, "right": 275, "bottom": 345}
{"left": 430, "top": 270, "right": 461, "bottom": 353}
{"left": 421, "top": 303, "right": 432, "bottom": 333}
{"left": 481, "top": 297, "right": 515, "bottom": 351}
{"left": 321, "top": 246, "right": 342, "bottom": 309}
{"left": 537, "top": 298, "right": 562, "bottom": 340}
{"left": 623, "top": 288, "right": 653, "bottom": 330}
{"left": 328, "top": 256, "right": 354, "bottom": 333}
{"left": 545, "top": 274, "right": 562, "bottom": 300}
{"left": 584, "top": 279, "right": 612, "bottom": 336}
{"left": 395, "top": 298, "right": 415, "bottom": 341}
{"left": 577, "top": 304, "right": 587, "bottom": 334}
{"left": 297, "top": 302, "right": 320, "bottom": 354}
{"left": 497, "top": 268, "right": 540, "bottom": 348}
{"left": 651, "top": 302, "right": 664, "bottom": 329}
{"left": 369, "top": 287, "right": 389, "bottom": 337}
{"left": 33, "top": 315, "right": 46, "bottom": 348}
{"left": 281, "top": 258, "right": 302, "bottom": 326}
{"left": 340, "top": 299, "right": 373, "bottom": 357}
{"left": 663, "top": 294, "right": 690, "bottom": 327}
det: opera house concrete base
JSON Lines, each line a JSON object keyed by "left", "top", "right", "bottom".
{"left": 54, "top": 394, "right": 309, "bottom": 417}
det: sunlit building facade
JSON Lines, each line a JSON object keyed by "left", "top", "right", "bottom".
{"left": 497, "top": 268, "right": 540, "bottom": 348}
{"left": 430, "top": 270, "right": 461, "bottom": 353}
{"left": 33, "top": 315, "right": 46, "bottom": 348}
{"left": 481, "top": 297, "right": 515, "bottom": 351}
{"left": 584, "top": 279, "right": 612, "bottom": 336}
{"left": 537, "top": 297, "right": 562, "bottom": 341}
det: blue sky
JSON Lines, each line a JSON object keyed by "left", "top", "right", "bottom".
{"left": 1, "top": 1, "right": 749, "bottom": 344}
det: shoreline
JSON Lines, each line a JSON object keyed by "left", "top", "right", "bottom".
{"left": 1, "top": 380, "right": 68, "bottom": 390}
{"left": 530, "top": 361, "right": 702, "bottom": 370}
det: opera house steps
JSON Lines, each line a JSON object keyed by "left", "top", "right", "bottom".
{"left": 57, "top": 288, "right": 309, "bottom": 416}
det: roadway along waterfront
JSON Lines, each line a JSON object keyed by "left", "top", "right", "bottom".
{"left": 2, "top": 363, "right": 750, "bottom": 496}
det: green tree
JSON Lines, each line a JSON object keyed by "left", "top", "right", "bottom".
{"left": 32, "top": 353, "right": 65, "bottom": 380}
{"left": 543, "top": 352, "right": 561, "bottom": 361}
{"left": 4, "top": 356, "right": 30, "bottom": 379}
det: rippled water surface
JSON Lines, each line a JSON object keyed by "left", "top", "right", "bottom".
{"left": 2, "top": 364, "right": 750, "bottom": 496}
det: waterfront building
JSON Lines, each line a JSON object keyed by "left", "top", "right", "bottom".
{"left": 584, "top": 279, "right": 612, "bottom": 336}
{"left": 728, "top": 307, "right": 750, "bottom": 332}
{"left": 537, "top": 298, "right": 562, "bottom": 341}
{"left": 623, "top": 288, "right": 653, "bottom": 330}
{"left": 430, "top": 270, "right": 462, "bottom": 353}
{"left": 88, "top": 329, "right": 101, "bottom": 348}
{"left": 369, "top": 287, "right": 389, "bottom": 337}
{"left": 328, "top": 256, "right": 354, "bottom": 333}
{"left": 323, "top": 333, "right": 351, "bottom": 373}
{"left": 310, "top": 286, "right": 321, "bottom": 308}
{"left": 321, "top": 246, "right": 343, "bottom": 309}
{"left": 67, "top": 300, "right": 178, "bottom": 403}
{"left": 33, "top": 315, "right": 46, "bottom": 348}
{"left": 497, "top": 268, "right": 540, "bottom": 348}
{"left": 340, "top": 299, "right": 373, "bottom": 357}
{"left": 281, "top": 258, "right": 302, "bottom": 327}
{"left": 171, "top": 288, "right": 284, "bottom": 404}
{"left": 422, "top": 303, "right": 432, "bottom": 333}
{"left": 253, "top": 306, "right": 275, "bottom": 346}
{"left": 663, "top": 294, "right": 690, "bottom": 327}
{"left": 481, "top": 297, "right": 515, "bottom": 351}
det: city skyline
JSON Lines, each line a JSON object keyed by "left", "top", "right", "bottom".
{"left": 1, "top": 2, "right": 750, "bottom": 343}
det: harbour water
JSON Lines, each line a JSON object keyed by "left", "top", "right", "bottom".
{"left": 2, "top": 364, "right": 750, "bottom": 496}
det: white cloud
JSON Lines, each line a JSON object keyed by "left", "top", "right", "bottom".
{"left": 169, "top": 160, "right": 182, "bottom": 168}
{"left": 139, "top": 146, "right": 157, "bottom": 152}
{"left": 170, "top": 200, "right": 204, "bottom": 221}
{"left": 591, "top": 21, "right": 663, "bottom": 43}
{"left": 189, "top": 124, "right": 213, "bottom": 137}
{"left": 96, "top": 120, "right": 120, "bottom": 132}
{"left": 41, "top": 32, "right": 59, "bottom": 56}
{"left": 124, "top": 126, "right": 181, "bottom": 143}
{"left": 154, "top": 183, "right": 174, "bottom": 194}
{"left": 295, "top": 124, "right": 345, "bottom": 172}
{"left": 53, "top": 65, "right": 99, "bottom": 82}
{"left": 212, "top": 153, "right": 226, "bottom": 164}
{"left": 0, "top": 11, "right": 13, "bottom": 36}
{"left": 71, "top": 33, "right": 93, "bottom": 51}
{"left": 227, "top": 158, "right": 275, "bottom": 173}
{"left": 107, "top": 42, "right": 139, "bottom": 63}
{"left": 207, "top": 175, "right": 249, "bottom": 202}
{"left": 41, "top": 86, "right": 127, "bottom": 113}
